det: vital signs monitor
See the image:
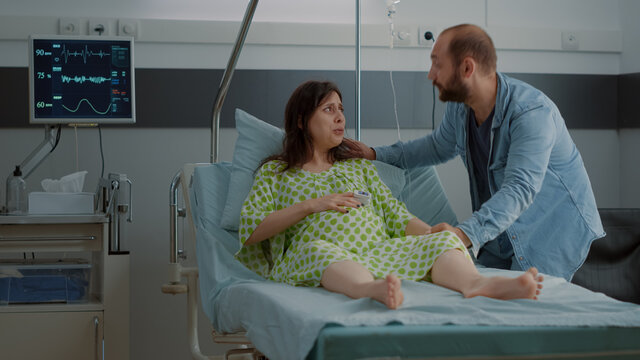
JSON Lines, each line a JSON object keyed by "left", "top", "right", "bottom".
{"left": 28, "top": 35, "right": 135, "bottom": 124}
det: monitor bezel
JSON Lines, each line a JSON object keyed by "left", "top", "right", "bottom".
{"left": 28, "top": 34, "right": 136, "bottom": 125}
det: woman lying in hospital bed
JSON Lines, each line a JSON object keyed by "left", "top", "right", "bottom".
{"left": 236, "top": 80, "right": 543, "bottom": 309}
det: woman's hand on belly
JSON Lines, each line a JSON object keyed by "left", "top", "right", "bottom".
{"left": 304, "top": 192, "right": 363, "bottom": 214}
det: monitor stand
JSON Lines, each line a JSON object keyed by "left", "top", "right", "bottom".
{"left": 3, "top": 125, "right": 60, "bottom": 213}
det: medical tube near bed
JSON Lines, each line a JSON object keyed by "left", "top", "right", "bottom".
{"left": 383, "top": 0, "right": 416, "bottom": 202}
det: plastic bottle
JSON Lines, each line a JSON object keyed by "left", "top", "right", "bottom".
{"left": 6, "top": 166, "right": 27, "bottom": 214}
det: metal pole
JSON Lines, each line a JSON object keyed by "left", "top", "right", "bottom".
{"left": 211, "top": 0, "right": 259, "bottom": 163}
{"left": 355, "top": 0, "right": 361, "bottom": 141}
{"left": 110, "top": 180, "right": 120, "bottom": 252}
{"left": 169, "top": 171, "right": 181, "bottom": 264}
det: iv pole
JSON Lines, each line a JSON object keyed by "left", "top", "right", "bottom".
{"left": 355, "top": 0, "right": 361, "bottom": 141}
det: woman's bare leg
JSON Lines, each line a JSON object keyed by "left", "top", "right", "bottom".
{"left": 430, "top": 249, "right": 543, "bottom": 300}
{"left": 321, "top": 260, "right": 404, "bottom": 309}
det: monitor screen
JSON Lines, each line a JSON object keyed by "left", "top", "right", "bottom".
{"left": 29, "top": 35, "right": 135, "bottom": 124}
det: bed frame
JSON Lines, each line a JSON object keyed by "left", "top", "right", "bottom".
{"left": 162, "top": 165, "right": 264, "bottom": 360}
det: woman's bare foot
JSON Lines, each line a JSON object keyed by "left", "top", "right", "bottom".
{"left": 464, "top": 267, "right": 544, "bottom": 300}
{"left": 370, "top": 274, "right": 404, "bottom": 309}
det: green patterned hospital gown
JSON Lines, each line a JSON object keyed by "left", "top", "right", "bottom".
{"left": 236, "top": 158, "right": 468, "bottom": 287}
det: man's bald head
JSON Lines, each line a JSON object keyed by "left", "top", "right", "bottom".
{"left": 440, "top": 24, "right": 497, "bottom": 75}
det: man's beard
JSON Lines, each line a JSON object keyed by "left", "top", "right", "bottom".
{"left": 435, "top": 70, "right": 469, "bottom": 103}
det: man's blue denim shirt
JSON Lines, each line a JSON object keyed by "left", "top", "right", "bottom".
{"left": 375, "top": 72, "right": 605, "bottom": 280}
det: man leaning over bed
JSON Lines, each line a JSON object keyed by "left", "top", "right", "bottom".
{"left": 354, "top": 23, "right": 604, "bottom": 281}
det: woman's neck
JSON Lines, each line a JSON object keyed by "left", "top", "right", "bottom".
{"left": 302, "top": 150, "right": 332, "bottom": 173}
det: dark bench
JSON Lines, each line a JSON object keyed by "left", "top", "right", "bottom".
{"left": 572, "top": 208, "right": 640, "bottom": 304}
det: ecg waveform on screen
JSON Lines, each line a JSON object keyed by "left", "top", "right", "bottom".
{"left": 60, "top": 45, "right": 111, "bottom": 64}
{"left": 61, "top": 75, "right": 112, "bottom": 84}
{"left": 62, "top": 98, "right": 112, "bottom": 115}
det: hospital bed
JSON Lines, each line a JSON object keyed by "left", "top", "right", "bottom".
{"left": 161, "top": 1, "right": 640, "bottom": 359}
{"left": 164, "top": 108, "right": 640, "bottom": 360}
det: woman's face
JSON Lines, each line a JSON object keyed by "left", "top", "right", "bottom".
{"left": 306, "top": 91, "right": 345, "bottom": 153}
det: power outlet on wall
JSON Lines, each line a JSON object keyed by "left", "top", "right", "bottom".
{"left": 418, "top": 26, "right": 438, "bottom": 47}
{"left": 59, "top": 18, "right": 81, "bottom": 35}
{"left": 561, "top": 31, "right": 579, "bottom": 51}
{"left": 392, "top": 25, "right": 412, "bottom": 47}
{"left": 89, "top": 19, "right": 111, "bottom": 36}
{"left": 118, "top": 19, "right": 140, "bottom": 39}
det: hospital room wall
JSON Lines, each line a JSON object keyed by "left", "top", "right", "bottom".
{"left": 0, "top": 1, "right": 637, "bottom": 360}
{"left": 619, "top": 0, "right": 640, "bottom": 208}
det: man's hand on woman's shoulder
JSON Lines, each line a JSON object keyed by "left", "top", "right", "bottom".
{"left": 349, "top": 139, "right": 376, "bottom": 160}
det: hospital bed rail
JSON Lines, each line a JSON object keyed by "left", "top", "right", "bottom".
{"left": 162, "top": 167, "right": 263, "bottom": 360}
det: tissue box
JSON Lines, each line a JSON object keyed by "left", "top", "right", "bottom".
{"left": 0, "top": 260, "right": 91, "bottom": 305}
{"left": 29, "top": 192, "right": 94, "bottom": 214}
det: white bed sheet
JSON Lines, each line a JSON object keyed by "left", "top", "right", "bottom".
{"left": 206, "top": 242, "right": 640, "bottom": 359}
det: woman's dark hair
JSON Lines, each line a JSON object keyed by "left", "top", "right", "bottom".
{"left": 262, "top": 80, "right": 363, "bottom": 171}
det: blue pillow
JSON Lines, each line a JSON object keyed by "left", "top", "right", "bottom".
{"left": 400, "top": 166, "right": 458, "bottom": 226}
{"left": 191, "top": 162, "right": 231, "bottom": 232}
{"left": 220, "top": 109, "right": 408, "bottom": 231}
{"left": 372, "top": 160, "right": 405, "bottom": 199}
{"left": 219, "top": 109, "right": 284, "bottom": 230}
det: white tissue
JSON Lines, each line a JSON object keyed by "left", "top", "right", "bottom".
{"left": 0, "top": 268, "right": 24, "bottom": 279}
{"left": 41, "top": 171, "right": 88, "bottom": 193}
